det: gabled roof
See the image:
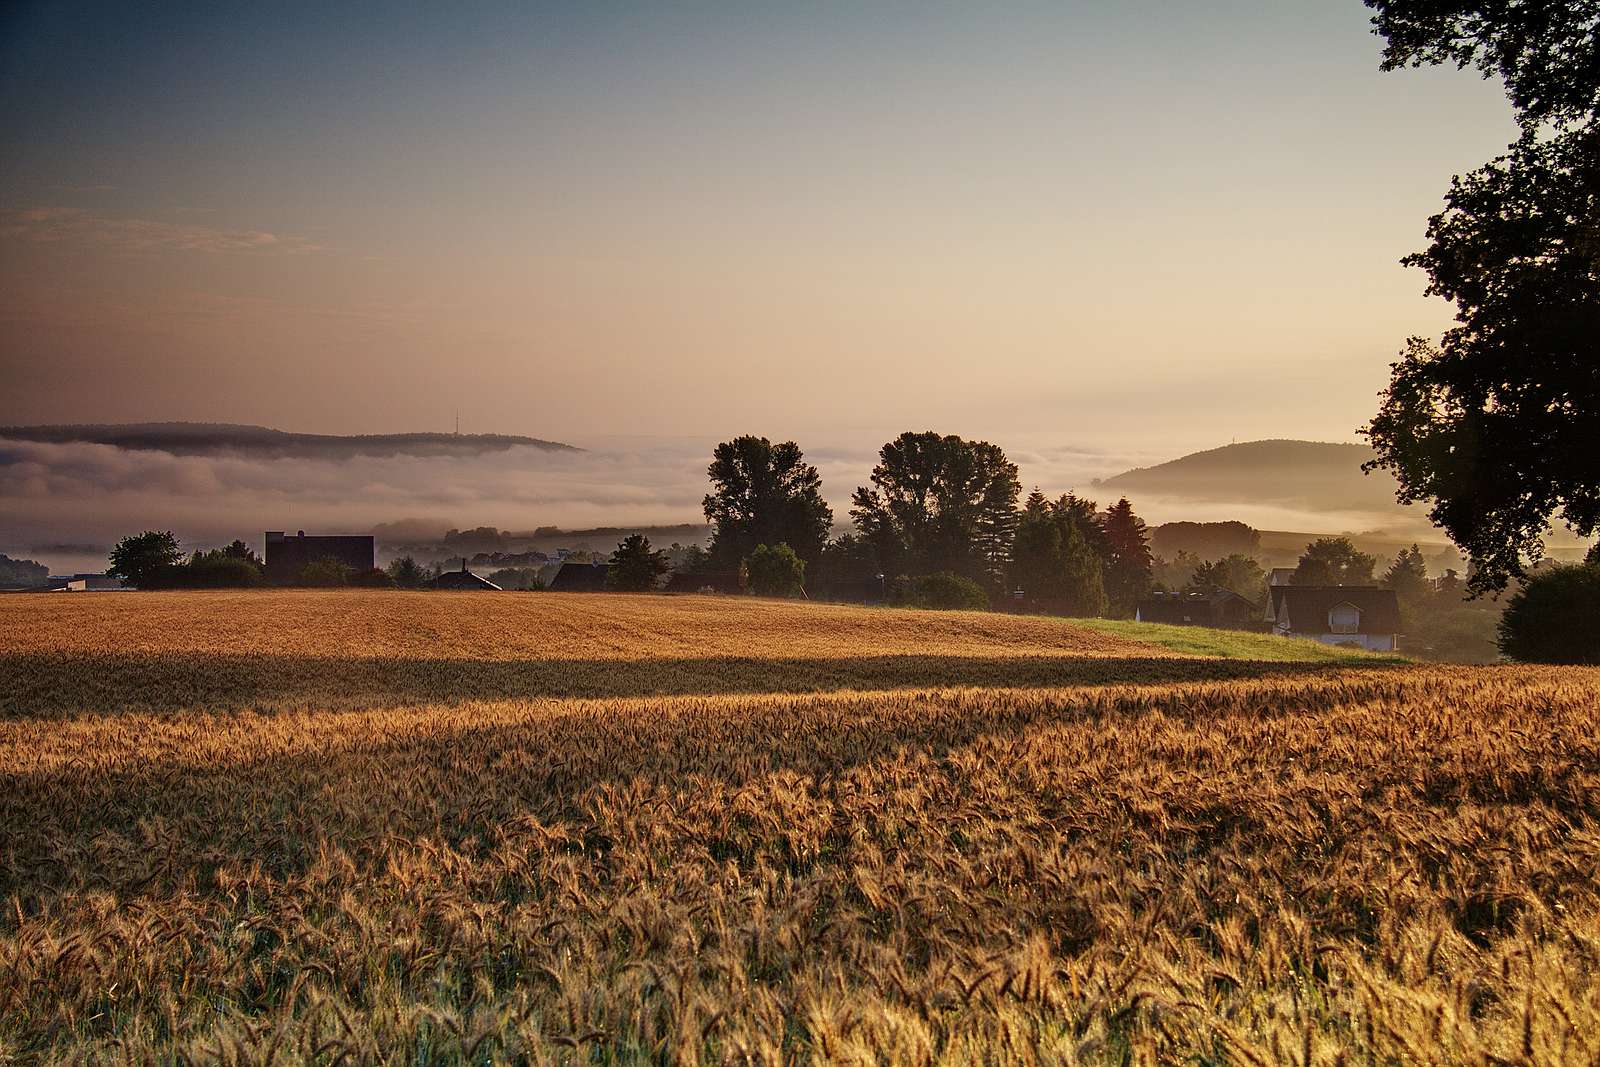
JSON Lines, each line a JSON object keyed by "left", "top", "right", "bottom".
{"left": 1270, "top": 585, "right": 1400, "bottom": 634}
{"left": 549, "top": 561, "right": 610, "bottom": 591}
{"left": 434, "top": 568, "right": 501, "bottom": 590}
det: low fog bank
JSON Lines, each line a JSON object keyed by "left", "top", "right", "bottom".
{"left": 1, "top": 432, "right": 1436, "bottom": 575}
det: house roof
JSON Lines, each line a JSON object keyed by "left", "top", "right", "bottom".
{"left": 549, "top": 561, "right": 610, "bottom": 591}
{"left": 1136, "top": 588, "right": 1259, "bottom": 625}
{"left": 434, "top": 568, "right": 501, "bottom": 590}
{"left": 1270, "top": 585, "right": 1400, "bottom": 634}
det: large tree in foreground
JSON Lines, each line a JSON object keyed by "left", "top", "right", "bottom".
{"left": 703, "top": 437, "right": 833, "bottom": 567}
{"left": 1362, "top": 1, "right": 1600, "bottom": 593}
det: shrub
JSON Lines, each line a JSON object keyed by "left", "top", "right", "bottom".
{"left": 898, "top": 572, "right": 989, "bottom": 611}
{"left": 351, "top": 568, "right": 396, "bottom": 588}
{"left": 1497, "top": 563, "right": 1600, "bottom": 664}
{"left": 298, "top": 557, "right": 353, "bottom": 588}
{"left": 177, "top": 554, "right": 264, "bottom": 589}
{"left": 746, "top": 543, "right": 805, "bottom": 598}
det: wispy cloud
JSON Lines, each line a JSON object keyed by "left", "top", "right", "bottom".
{"left": 0, "top": 206, "right": 321, "bottom": 255}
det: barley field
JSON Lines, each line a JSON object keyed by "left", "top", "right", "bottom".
{"left": 2, "top": 592, "right": 1598, "bottom": 1065}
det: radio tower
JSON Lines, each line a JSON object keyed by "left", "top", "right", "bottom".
{"left": 454, "top": 410, "right": 460, "bottom": 436}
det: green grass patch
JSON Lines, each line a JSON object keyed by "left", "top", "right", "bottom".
{"left": 1073, "top": 618, "right": 1409, "bottom": 664}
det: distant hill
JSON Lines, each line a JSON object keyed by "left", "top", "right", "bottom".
{"left": 1097, "top": 440, "right": 1402, "bottom": 515}
{"left": 0, "top": 422, "right": 579, "bottom": 457}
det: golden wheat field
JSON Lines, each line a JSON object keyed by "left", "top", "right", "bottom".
{"left": 2, "top": 591, "right": 1599, "bottom": 1065}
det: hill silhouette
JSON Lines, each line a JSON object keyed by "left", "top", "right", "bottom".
{"left": 0, "top": 422, "right": 579, "bottom": 458}
{"left": 1098, "top": 440, "right": 1402, "bottom": 515}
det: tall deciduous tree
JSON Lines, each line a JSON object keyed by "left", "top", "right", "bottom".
{"left": 106, "top": 530, "right": 182, "bottom": 589}
{"left": 1292, "top": 537, "right": 1378, "bottom": 587}
{"left": 703, "top": 437, "right": 833, "bottom": 567}
{"left": 1362, "top": 1, "right": 1600, "bottom": 592}
{"left": 850, "top": 432, "right": 1020, "bottom": 585}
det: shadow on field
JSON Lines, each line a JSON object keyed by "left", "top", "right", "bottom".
{"left": 0, "top": 650, "right": 1365, "bottom": 718}
{"left": 1, "top": 660, "right": 1429, "bottom": 900}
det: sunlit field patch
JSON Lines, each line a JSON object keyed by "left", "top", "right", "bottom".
{"left": 1, "top": 592, "right": 1596, "bottom": 1064}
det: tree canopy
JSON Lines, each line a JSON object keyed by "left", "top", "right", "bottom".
{"left": 1292, "top": 537, "right": 1379, "bottom": 586}
{"left": 107, "top": 531, "right": 183, "bottom": 589}
{"left": 1362, "top": 1, "right": 1600, "bottom": 592}
{"left": 850, "top": 432, "right": 1020, "bottom": 585}
{"left": 703, "top": 437, "right": 833, "bottom": 566}
{"left": 607, "top": 534, "right": 670, "bottom": 592}
{"left": 1101, "top": 497, "right": 1153, "bottom": 616}
{"left": 1009, "top": 491, "right": 1107, "bottom": 617}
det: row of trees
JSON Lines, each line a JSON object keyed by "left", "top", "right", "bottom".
{"left": 107, "top": 531, "right": 402, "bottom": 589}
{"left": 694, "top": 432, "right": 1158, "bottom": 615}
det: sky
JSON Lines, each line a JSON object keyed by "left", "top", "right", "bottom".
{"left": 0, "top": 3, "right": 1527, "bottom": 566}
{"left": 1, "top": 1, "right": 1517, "bottom": 446}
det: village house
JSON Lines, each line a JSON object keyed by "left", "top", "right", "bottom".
{"left": 1135, "top": 588, "right": 1260, "bottom": 629}
{"left": 433, "top": 561, "right": 501, "bottom": 590}
{"left": 1266, "top": 585, "right": 1400, "bottom": 652}
{"left": 549, "top": 560, "right": 610, "bottom": 591}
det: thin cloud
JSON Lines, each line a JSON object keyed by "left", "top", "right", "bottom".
{"left": 0, "top": 206, "right": 322, "bottom": 255}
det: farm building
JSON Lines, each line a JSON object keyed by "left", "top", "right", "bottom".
{"left": 264, "top": 531, "right": 374, "bottom": 584}
{"left": 1267, "top": 585, "right": 1400, "bottom": 652}
{"left": 549, "top": 561, "right": 610, "bottom": 591}
{"left": 47, "top": 573, "right": 129, "bottom": 592}
{"left": 433, "top": 562, "right": 501, "bottom": 590}
{"left": 1135, "top": 589, "right": 1259, "bottom": 629}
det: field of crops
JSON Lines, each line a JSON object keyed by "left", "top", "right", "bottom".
{"left": 3, "top": 591, "right": 1598, "bottom": 1064}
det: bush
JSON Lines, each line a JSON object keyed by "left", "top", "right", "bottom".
{"left": 897, "top": 572, "right": 989, "bottom": 611}
{"left": 488, "top": 567, "right": 545, "bottom": 590}
{"left": 1497, "top": 563, "right": 1600, "bottom": 664}
{"left": 746, "top": 543, "right": 805, "bottom": 598}
{"left": 351, "top": 568, "right": 396, "bottom": 588}
{"left": 298, "top": 557, "right": 353, "bottom": 588}
{"left": 177, "top": 555, "right": 264, "bottom": 589}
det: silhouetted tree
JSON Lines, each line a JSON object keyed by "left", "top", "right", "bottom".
{"left": 107, "top": 531, "right": 183, "bottom": 589}
{"left": 0, "top": 553, "right": 48, "bottom": 589}
{"left": 387, "top": 556, "right": 428, "bottom": 589}
{"left": 1152, "top": 550, "right": 1204, "bottom": 592}
{"left": 703, "top": 437, "right": 833, "bottom": 567}
{"left": 1009, "top": 490, "right": 1107, "bottom": 616}
{"left": 1101, "top": 497, "right": 1153, "bottom": 616}
{"left": 607, "top": 534, "right": 669, "bottom": 591}
{"left": 746, "top": 543, "right": 806, "bottom": 598}
{"left": 1497, "top": 562, "right": 1600, "bottom": 664}
{"left": 851, "top": 432, "right": 1019, "bottom": 585}
{"left": 1363, "top": 1, "right": 1600, "bottom": 592}
{"left": 1191, "top": 554, "right": 1267, "bottom": 601}
{"left": 220, "top": 539, "right": 261, "bottom": 566}
{"left": 488, "top": 567, "right": 544, "bottom": 590}
{"left": 1292, "top": 537, "right": 1378, "bottom": 586}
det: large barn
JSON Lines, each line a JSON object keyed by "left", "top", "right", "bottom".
{"left": 264, "top": 531, "right": 375, "bottom": 584}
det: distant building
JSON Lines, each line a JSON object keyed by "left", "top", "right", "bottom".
{"left": 47, "top": 573, "right": 129, "bottom": 592}
{"left": 549, "top": 561, "right": 610, "bottom": 591}
{"left": 1267, "top": 585, "right": 1400, "bottom": 652}
{"left": 663, "top": 570, "right": 745, "bottom": 595}
{"left": 1267, "top": 568, "right": 1297, "bottom": 587}
{"left": 433, "top": 561, "right": 501, "bottom": 591}
{"left": 1135, "top": 588, "right": 1259, "bottom": 629}
{"left": 264, "top": 531, "right": 375, "bottom": 584}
